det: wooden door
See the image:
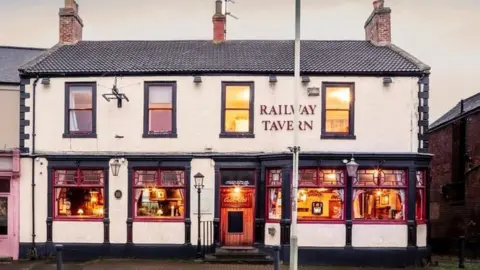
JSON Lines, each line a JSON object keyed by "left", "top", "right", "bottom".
{"left": 220, "top": 187, "right": 255, "bottom": 246}
{"left": 0, "top": 179, "right": 14, "bottom": 259}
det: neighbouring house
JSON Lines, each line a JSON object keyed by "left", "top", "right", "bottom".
{"left": 0, "top": 46, "right": 44, "bottom": 260}
{"left": 428, "top": 93, "right": 480, "bottom": 257}
{"left": 16, "top": 0, "right": 432, "bottom": 266}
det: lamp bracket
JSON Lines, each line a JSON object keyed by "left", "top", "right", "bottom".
{"left": 101, "top": 77, "right": 130, "bottom": 108}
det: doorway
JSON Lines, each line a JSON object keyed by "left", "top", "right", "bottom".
{"left": 220, "top": 187, "right": 255, "bottom": 246}
{"left": 0, "top": 179, "right": 14, "bottom": 259}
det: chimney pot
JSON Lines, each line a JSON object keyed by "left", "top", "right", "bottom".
{"left": 59, "top": 0, "right": 83, "bottom": 44}
{"left": 365, "top": 0, "right": 391, "bottom": 45}
{"left": 212, "top": 0, "right": 226, "bottom": 42}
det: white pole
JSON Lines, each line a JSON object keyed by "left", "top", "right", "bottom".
{"left": 289, "top": 0, "right": 301, "bottom": 269}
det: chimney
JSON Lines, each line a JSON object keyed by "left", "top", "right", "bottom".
{"left": 364, "top": 0, "right": 391, "bottom": 45}
{"left": 212, "top": 0, "right": 226, "bottom": 42}
{"left": 59, "top": 0, "right": 83, "bottom": 44}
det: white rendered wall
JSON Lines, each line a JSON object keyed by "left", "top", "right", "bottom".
{"left": 297, "top": 224, "right": 345, "bottom": 247}
{"left": 264, "top": 223, "right": 281, "bottom": 246}
{"left": 417, "top": 224, "right": 427, "bottom": 247}
{"left": 352, "top": 224, "right": 408, "bottom": 247}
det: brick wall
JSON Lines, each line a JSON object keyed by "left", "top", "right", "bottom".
{"left": 429, "top": 110, "right": 480, "bottom": 255}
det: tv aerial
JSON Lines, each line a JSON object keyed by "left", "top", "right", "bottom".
{"left": 224, "top": 0, "right": 239, "bottom": 39}
{"left": 99, "top": 76, "right": 133, "bottom": 108}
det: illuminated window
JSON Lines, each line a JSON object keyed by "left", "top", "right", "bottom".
{"left": 54, "top": 169, "right": 104, "bottom": 219}
{"left": 267, "top": 169, "right": 282, "bottom": 220}
{"left": 133, "top": 169, "right": 185, "bottom": 220}
{"left": 416, "top": 170, "right": 426, "bottom": 221}
{"left": 322, "top": 83, "right": 354, "bottom": 138}
{"left": 64, "top": 83, "right": 96, "bottom": 137}
{"left": 144, "top": 82, "right": 176, "bottom": 137}
{"left": 353, "top": 169, "right": 406, "bottom": 221}
{"left": 221, "top": 82, "right": 254, "bottom": 136}
{"left": 297, "top": 169, "right": 345, "bottom": 221}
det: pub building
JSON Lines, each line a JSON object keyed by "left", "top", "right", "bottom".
{"left": 16, "top": 0, "right": 432, "bottom": 267}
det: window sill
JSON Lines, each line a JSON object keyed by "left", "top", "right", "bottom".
{"left": 219, "top": 132, "right": 255, "bottom": 138}
{"left": 298, "top": 220, "right": 345, "bottom": 224}
{"left": 63, "top": 133, "right": 97, "bottom": 138}
{"left": 321, "top": 134, "right": 356, "bottom": 140}
{"left": 352, "top": 220, "right": 407, "bottom": 225}
{"left": 265, "top": 219, "right": 281, "bottom": 223}
{"left": 53, "top": 217, "right": 104, "bottom": 222}
{"left": 143, "top": 133, "right": 178, "bottom": 138}
{"left": 133, "top": 218, "right": 185, "bottom": 222}
{"left": 416, "top": 220, "right": 427, "bottom": 225}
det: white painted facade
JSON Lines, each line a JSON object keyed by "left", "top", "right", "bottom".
{"left": 21, "top": 75, "right": 420, "bottom": 154}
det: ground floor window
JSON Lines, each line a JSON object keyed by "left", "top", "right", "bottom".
{"left": 297, "top": 169, "right": 345, "bottom": 221}
{"left": 353, "top": 169, "right": 406, "bottom": 221}
{"left": 54, "top": 169, "right": 105, "bottom": 219}
{"left": 134, "top": 169, "right": 185, "bottom": 220}
{"left": 267, "top": 169, "right": 282, "bottom": 220}
{"left": 416, "top": 170, "right": 426, "bottom": 221}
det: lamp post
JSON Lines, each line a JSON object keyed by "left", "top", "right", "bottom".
{"left": 193, "top": 172, "right": 205, "bottom": 258}
{"left": 290, "top": 0, "right": 301, "bottom": 269}
{"left": 110, "top": 158, "right": 121, "bottom": 177}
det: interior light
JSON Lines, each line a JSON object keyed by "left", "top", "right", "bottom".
{"left": 234, "top": 187, "right": 240, "bottom": 193}
{"left": 330, "top": 88, "right": 350, "bottom": 103}
{"left": 241, "top": 89, "right": 250, "bottom": 100}
{"left": 376, "top": 190, "right": 382, "bottom": 196}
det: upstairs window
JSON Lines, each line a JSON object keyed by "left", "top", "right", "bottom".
{"left": 220, "top": 82, "right": 254, "bottom": 138}
{"left": 353, "top": 169, "right": 406, "bottom": 222}
{"left": 321, "top": 82, "right": 355, "bottom": 139}
{"left": 64, "top": 83, "right": 96, "bottom": 138}
{"left": 144, "top": 82, "right": 177, "bottom": 138}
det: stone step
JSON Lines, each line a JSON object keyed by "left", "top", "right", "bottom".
{"left": 0, "top": 257, "right": 13, "bottom": 263}
{"left": 204, "top": 254, "right": 274, "bottom": 265}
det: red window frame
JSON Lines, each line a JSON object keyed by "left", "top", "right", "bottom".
{"left": 296, "top": 168, "right": 346, "bottom": 223}
{"left": 132, "top": 169, "right": 185, "bottom": 222}
{"left": 416, "top": 170, "right": 427, "bottom": 223}
{"left": 53, "top": 169, "right": 105, "bottom": 221}
{"left": 352, "top": 169, "right": 407, "bottom": 224}
{"left": 67, "top": 85, "right": 94, "bottom": 134}
{"left": 266, "top": 169, "right": 282, "bottom": 222}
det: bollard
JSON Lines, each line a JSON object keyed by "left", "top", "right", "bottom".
{"left": 458, "top": 236, "right": 465, "bottom": 269}
{"left": 273, "top": 246, "right": 280, "bottom": 270}
{"left": 55, "top": 244, "right": 64, "bottom": 270}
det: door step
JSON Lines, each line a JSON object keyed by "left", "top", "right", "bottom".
{"left": 203, "top": 247, "right": 273, "bottom": 265}
{"left": 0, "top": 257, "right": 13, "bottom": 264}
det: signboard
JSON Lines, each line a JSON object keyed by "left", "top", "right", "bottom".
{"left": 259, "top": 104, "right": 317, "bottom": 131}
{"left": 221, "top": 170, "right": 255, "bottom": 186}
{"left": 221, "top": 189, "right": 253, "bottom": 208}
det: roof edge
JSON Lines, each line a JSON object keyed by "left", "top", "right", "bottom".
{"left": 19, "top": 43, "right": 65, "bottom": 74}
{"left": 0, "top": 45, "right": 46, "bottom": 51}
{"left": 385, "top": 43, "right": 431, "bottom": 73}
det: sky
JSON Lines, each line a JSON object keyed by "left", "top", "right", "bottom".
{"left": 1, "top": 0, "right": 479, "bottom": 122}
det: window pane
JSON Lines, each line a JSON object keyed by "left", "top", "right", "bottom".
{"left": 416, "top": 170, "right": 425, "bottom": 187}
{"left": 0, "top": 197, "right": 7, "bottom": 235}
{"left": 267, "top": 169, "right": 282, "bottom": 186}
{"left": 149, "top": 86, "right": 172, "bottom": 106}
{"left": 297, "top": 188, "right": 344, "bottom": 220}
{"left": 80, "top": 170, "right": 104, "bottom": 185}
{"left": 135, "top": 188, "right": 184, "bottom": 218}
{"left": 69, "top": 110, "right": 92, "bottom": 132}
{"left": 326, "top": 87, "right": 350, "bottom": 110}
{"left": 299, "top": 169, "right": 317, "bottom": 186}
{"left": 353, "top": 189, "right": 405, "bottom": 220}
{"left": 325, "top": 110, "right": 349, "bottom": 133}
{"left": 134, "top": 170, "right": 158, "bottom": 187}
{"left": 416, "top": 189, "right": 424, "bottom": 220}
{"left": 55, "top": 187, "right": 104, "bottom": 218}
{"left": 380, "top": 170, "right": 406, "bottom": 186}
{"left": 354, "top": 170, "right": 379, "bottom": 186}
{"left": 267, "top": 188, "right": 282, "bottom": 220}
{"left": 318, "top": 170, "right": 345, "bottom": 185}
{"left": 70, "top": 86, "right": 92, "bottom": 109}
{"left": 225, "top": 86, "right": 250, "bottom": 109}
{"left": 161, "top": 170, "right": 184, "bottom": 186}
{"left": 225, "top": 110, "right": 249, "bottom": 132}
{"left": 0, "top": 179, "right": 10, "bottom": 193}
{"left": 54, "top": 170, "right": 77, "bottom": 185}
{"left": 149, "top": 110, "right": 172, "bottom": 133}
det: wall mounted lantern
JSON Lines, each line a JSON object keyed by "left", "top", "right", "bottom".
{"left": 307, "top": 87, "right": 320, "bottom": 96}
{"left": 41, "top": 78, "right": 50, "bottom": 85}
{"left": 110, "top": 158, "right": 122, "bottom": 177}
{"left": 193, "top": 76, "right": 202, "bottom": 84}
{"left": 343, "top": 157, "right": 359, "bottom": 177}
{"left": 269, "top": 75, "right": 278, "bottom": 84}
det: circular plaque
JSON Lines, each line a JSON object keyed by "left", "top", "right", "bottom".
{"left": 114, "top": 190, "right": 122, "bottom": 199}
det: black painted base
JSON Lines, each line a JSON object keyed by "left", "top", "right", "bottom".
{"left": 279, "top": 245, "right": 430, "bottom": 267}
{"left": 19, "top": 242, "right": 195, "bottom": 262}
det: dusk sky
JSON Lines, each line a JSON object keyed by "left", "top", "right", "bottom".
{"left": 1, "top": 0, "right": 479, "bottom": 121}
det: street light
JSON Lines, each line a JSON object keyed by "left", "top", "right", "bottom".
{"left": 193, "top": 172, "right": 205, "bottom": 258}
{"left": 110, "top": 158, "right": 121, "bottom": 176}
{"left": 344, "top": 157, "right": 359, "bottom": 177}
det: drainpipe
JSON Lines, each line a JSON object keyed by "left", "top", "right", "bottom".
{"left": 30, "top": 76, "right": 39, "bottom": 259}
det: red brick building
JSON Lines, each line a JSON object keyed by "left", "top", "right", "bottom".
{"left": 428, "top": 93, "right": 480, "bottom": 256}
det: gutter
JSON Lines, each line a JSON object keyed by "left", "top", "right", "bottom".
{"left": 30, "top": 76, "right": 39, "bottom": 259}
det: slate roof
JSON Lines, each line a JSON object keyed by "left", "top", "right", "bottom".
{"left": 0, "top": 46, "right": 45, "bottom": 84}
{"left": 429, "top": 92, "right": 480, "bottom": 132}
{"left": 19, "top": 40, "right": 430, "bottom": 76}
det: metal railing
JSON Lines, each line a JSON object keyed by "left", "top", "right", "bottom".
{"left": 200, "top": 221, "right": 215, "bottom": 258}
